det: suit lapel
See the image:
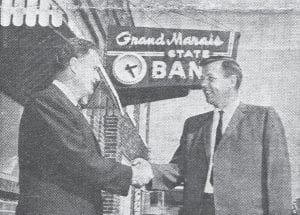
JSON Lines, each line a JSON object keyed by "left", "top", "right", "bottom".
{"left": 193, "top": 104, "right": 248, "bottom": 163}
{"left": 48, "top": 85, "right": 102, "bottom": 154}
{"left": 50, "top": 84, "right": 93, "bottom": 129}
{"left": 218, "top": 103, "right": 247, "bottom": 146}
{"left": 193, "top": 112, "right": 213, "bottom": 163}
{"left": 203, "top": 118, "right": 213, "bottom": 162}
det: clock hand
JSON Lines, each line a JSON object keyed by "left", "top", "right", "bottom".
{"left": 125, "top": 64, "right": 138, "bottom": 77}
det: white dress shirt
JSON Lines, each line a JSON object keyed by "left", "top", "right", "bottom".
{"left": 204, "top": 98, "right": 240, "bottom": 193}
{"left": 53, "top": 80, "right": 78, "bottom": 106}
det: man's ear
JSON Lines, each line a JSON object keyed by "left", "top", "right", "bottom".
{"left": 69, "top": 57, "right": 78, "bottom": 74}
{"left": 230, "top": 75, "right": 238, "bottom": 88}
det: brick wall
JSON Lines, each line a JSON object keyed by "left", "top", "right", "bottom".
{"left": 102, "top": 114, "right": 120, "bottom": 215}
{"left": 102, "top": 192, "right": 120, "bottom": 215}
{"left": 103, "top": 116, "right": 119, "bottom": 159}
{"left": 88, "top": 95, "right": 149, "bottom": 215}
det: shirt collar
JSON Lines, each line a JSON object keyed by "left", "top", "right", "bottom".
{"left": 214, "top": 97, "right": 240, "bottom": 116}
{"left": 223, "top": 97, "right": 240, "bottom": 115}
{"left": 53, "top": 80, "right": 78, "bottom": 106}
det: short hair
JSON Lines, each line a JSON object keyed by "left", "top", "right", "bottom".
{"left": 55, "top": 37, "right": 98, "bottom": 72}
{"left": 200, "top": 57, "right": 243, "bottom": 89}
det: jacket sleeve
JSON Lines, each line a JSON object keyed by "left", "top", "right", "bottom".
{"left": 149, "top": 121, "right": 187, "bottom": 190}
{"left": 30, "top": 96, "right": 132, "bottom": 196}
{"left": 263, "top": 107, "right": 292, "bottom": 214}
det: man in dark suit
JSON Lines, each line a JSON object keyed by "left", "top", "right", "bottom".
{"left": 17, "top": 38, "right": 153, "bottom": 215}
{"left": 134, "top": 57, "right": 292, "bottom": 214}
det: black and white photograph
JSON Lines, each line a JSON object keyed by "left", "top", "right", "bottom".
{"left": 0, "top": 0, "right": 299, "bottom": 214}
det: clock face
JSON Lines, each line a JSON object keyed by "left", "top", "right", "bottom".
{"left": 112, "top": 53, "right": 147, "bottom": 85}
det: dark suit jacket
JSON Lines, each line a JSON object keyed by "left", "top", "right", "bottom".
{"left": 17, "top": 84, "right": 132, "bottom": 215}
{"left": 151, "top": 103, "right": 291, "bottom": 215}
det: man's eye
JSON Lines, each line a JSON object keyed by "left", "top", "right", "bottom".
{"left": 208, "top": 77, "right": 216, "bottom": 81}
{"left": 200, "top": 75, "right": 216, "bottom": 82}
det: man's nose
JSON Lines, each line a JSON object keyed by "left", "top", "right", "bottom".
{"left": 201, "top": 77, "right": 208, "bottom": 88}
{"left": 95, "top": 73, "right": 100, "bottom": 82}
{"left": 93, "top": 66, "right": 101, "bottom": 82}
{"left": 93, "top": 71, "right": 100, "bottom": 82}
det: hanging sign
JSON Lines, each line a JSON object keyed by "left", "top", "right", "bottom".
{"left": 106, "top": 25, "right": 240, "bottom": 90}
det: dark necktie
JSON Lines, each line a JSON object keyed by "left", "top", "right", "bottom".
{"left": 210, "top": 110, "right": 224, "bottom": 185}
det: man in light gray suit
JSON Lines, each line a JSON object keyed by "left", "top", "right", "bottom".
{"left": 134, "top": 57, "right": 292, "bottom": 215}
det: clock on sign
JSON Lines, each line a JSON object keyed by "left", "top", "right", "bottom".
{"left": 112, "top": 53, "right": 147, "bottom": 85}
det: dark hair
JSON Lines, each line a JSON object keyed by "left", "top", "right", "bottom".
{"left": 200, "top": 57, "right": 243, "bottom": 89}
{"left": 55, "top": 37, "right": 97, "bottom": 72}
{"left": 221, "top": 60, "right": 243, "bottom": 89}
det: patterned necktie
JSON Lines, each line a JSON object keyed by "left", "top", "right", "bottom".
{"left": 210, "top": 110, "right": 224, "bottom": 185}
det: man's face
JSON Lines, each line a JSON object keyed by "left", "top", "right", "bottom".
{"left": 72, "top": 49, "right": 101, "bottom": 96}
{"left": 201, "top": 61, "right": 234, "bottom": 108}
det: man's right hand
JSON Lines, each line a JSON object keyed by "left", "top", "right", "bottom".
{"left": 131, "top": 158, "right": 154, "bottom": 188}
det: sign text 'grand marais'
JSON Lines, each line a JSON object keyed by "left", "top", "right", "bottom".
{"left": 106, "top": 26, "right": 240, "bottom": 89}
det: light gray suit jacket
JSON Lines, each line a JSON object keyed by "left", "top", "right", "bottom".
{"left": 150, "top": 103, "right": 291, "bottom": 215}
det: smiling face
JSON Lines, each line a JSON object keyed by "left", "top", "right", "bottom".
{"left": 201, "top": 61, "right": 236, "bottom": 109}
{"left": 70, "top": 49, "right": 101, "bottom": 97}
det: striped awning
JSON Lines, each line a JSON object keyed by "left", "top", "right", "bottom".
{"left": 0, "top": 0, "right": 63, "bottom": 27}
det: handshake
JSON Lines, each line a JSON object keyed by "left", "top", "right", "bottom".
{"left": 131, "top": 158, "right": 154, "bottom": 188}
